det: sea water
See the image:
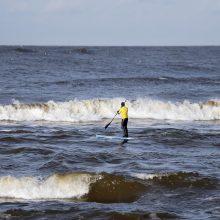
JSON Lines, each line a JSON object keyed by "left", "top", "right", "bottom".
{"left": 0, "top": 46, "right": 219, "bottom": 219}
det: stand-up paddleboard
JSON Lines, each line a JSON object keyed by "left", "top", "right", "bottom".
{"left": 96, "top": 134, "right": 134, "bottom": 140}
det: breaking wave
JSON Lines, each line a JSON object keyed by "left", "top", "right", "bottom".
{"left": 0, "top": 98, "right": 220, "bottom": 122}
{"left": 0, "top": 172, "right": 145, "bottom": 203}
{"left": 0, "top": 172, "right": 99, "bottom": 200}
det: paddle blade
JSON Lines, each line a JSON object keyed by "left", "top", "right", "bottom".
{"left": 105, "top": 123, "right": 110, "bottom": 129}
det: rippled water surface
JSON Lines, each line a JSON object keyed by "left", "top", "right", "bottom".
{"left": 0, "top": 46, "right": 220, "bottom": 220}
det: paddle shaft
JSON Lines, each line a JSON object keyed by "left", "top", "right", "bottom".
{"left": 105, "top": 112, "right": 118, "bottom": 129}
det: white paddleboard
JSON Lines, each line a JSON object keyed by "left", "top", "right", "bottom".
{"left": 96, "top": 134, "right": 133, "bottom": 140}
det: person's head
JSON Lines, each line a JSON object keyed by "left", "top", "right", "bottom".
{"left": 121, "top": 102, "right": 125, "bottom": 107}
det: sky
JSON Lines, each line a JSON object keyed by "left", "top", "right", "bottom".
{"left": 0, "top": 0, "right": 220, "bottom": 46}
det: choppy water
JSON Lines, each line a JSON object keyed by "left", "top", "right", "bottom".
{"left": 0, "top": 46, "right": 220, "bottom": 220}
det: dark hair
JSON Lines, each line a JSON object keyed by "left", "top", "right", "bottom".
{"left": 121, "top": 102, "right": 125, "bottom": 107}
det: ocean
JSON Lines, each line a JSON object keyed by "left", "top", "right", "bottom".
{"left": 0, "top": 46, "right": 219, "bottom": 220}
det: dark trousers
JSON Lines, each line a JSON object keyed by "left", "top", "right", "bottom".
{"left": 121, "top": 118, "right": 128, "bottom": 137}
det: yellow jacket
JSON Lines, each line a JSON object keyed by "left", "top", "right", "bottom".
{"left": 118, "top": 106, "right": 128, "bottom": 119}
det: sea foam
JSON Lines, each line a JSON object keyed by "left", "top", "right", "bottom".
{"left": 0, "top": 98, "right": 219, "bottom": 122}
{"left": 0, "top": 173, "right": 101, "bottom": 200}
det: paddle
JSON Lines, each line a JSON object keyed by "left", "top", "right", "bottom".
{"left": 105, "top": 112, "right": 118, "bottom": 129}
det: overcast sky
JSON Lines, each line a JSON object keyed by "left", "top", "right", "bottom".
{"left": 0, "top": 0, "right": 220, "bottom": 46}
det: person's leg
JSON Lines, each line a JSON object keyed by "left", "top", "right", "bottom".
{"left": 121, "top": 120, "right": 124, "bottom": 130}
{"left": 123, "top": 119, "right": 128, "bottom": 137}
{"left": 125, "top": 118, "right": 128, "bottom": 137}
{"left": 121, "top": 119, "right": 126, "bottom": 136}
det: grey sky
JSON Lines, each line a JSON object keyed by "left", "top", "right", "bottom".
{"left": 0, "top": 0, "right": 220, "bottom": 46}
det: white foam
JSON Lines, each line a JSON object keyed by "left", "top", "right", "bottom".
{"left": 11, "top": 99, "right": 20, "bottom": 105}
{"left": 0, "top": 173, "right": 102, "bottom": 200}
{"left": 133, "top": 173, "right": 161, "bottom": 180}
{"left": 0, "top": 98, "right": 219, "bottom": 122}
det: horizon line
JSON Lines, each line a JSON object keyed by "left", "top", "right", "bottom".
{"left": 0, "top": 44, "right": 220, "bottom": 47}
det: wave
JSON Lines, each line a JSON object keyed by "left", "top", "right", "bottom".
{"left": 14, "top": 47, "right": 36, "bottom": 53}
{"left": 47, "top": 76, "right": 220, "bottom": 88}
{"left": 0, "top": 98, "right": 220, "bottom": 122}
{"left": 0, "top": 171, "right": 217, "bottom": 203}
{"left": 134, "top": 172, "right": 218, "bottom": 189}
{"left": 0, "top": 172, "right": 145, "bottom": 203}
{"left": 87, "top": 173, "right": 145, "bottom": 203}
{"left": 0, "top": 172, "right": 97, "bottom": 200}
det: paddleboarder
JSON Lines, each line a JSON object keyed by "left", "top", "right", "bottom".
{"left": 117, "top": 102, "right": 128, "bottom": 137}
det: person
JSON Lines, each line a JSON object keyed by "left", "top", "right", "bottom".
{"left": 117, "top": 102, "right": 128, "bottom": 137}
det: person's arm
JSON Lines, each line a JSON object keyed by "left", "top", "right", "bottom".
{"left": 117, "top": 108, "right": 121, "bottom": 114}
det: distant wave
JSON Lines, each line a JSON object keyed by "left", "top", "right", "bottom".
{"left": 14, "top": 47, "right": 36, "bottom": 53}
{"left": 0, "top": 46, "right": 91, "bottom": 55}
{"left": 0, "top": 98, "right": 220, "bottom": 122}
{"left": 50, "top": 76, "right": 220, "bottom": 86}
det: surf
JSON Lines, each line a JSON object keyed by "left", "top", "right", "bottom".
{"left": 0, "top": 98, "right": 219, "bottom": 122}
{"left": 0, "top": 172, "right": 100, "bottom": 200}
{"left": 0, "top": 172, "right": 146, "bottom": 203}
